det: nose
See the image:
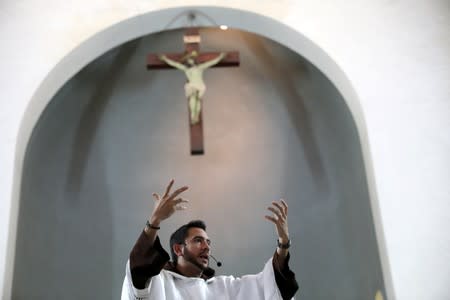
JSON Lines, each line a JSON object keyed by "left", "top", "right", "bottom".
{"left": 202, "top": 240, "right": 210, "bottom": 251}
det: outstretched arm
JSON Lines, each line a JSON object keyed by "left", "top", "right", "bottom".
{"left": 265, "top": 199, "right": 299, "bottom": 299}
{"left": 265, "top": 199, "right": 290, "bottom": 262}
{"left": 145, "top": 179, "right": 189, "bottom": 243}
{"left": 129, "top": 179, "right": 189, "bottom": 288}
{"left": 159, "top": 55, "right": 187, "bottom": 71}
{"left": 198, "top": 52, "right": 226, "bottom": 69}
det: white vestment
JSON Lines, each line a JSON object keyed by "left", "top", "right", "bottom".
{"left": 121, "top": 257, "right": 293, "bottom": 300}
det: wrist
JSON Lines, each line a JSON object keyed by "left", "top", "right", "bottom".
{"left": 145, "top": 220, "right": 161, "bottom": 232}
{"left": 278, "top": 237, "right": 289, "bottom": 244}
{"left": 149, "top": 216, "right": 161, "bottom": 227}
{"left": 277, "top": 238, "right": 291, "bottom": 249}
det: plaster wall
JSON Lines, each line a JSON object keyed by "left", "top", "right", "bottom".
{"left": 0, "top": 1, "right": 449, "bottom": 300}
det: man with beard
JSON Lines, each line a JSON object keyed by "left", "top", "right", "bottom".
{"left": 121, "top": 179, "right": 299, "bottom": 299}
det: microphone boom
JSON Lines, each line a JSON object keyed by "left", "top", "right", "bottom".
{"left": 209, "top": 254, "right": 223, "bottom": 267}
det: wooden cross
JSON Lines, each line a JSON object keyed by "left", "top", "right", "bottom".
{"left": 147, "top": 28, "right": 240, "bottom": 155}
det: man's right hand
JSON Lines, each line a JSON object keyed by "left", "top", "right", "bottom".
{"left": 149, "top": 179, "right": 189, "bottom": 227}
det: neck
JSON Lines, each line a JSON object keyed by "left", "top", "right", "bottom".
{"left": 175, "top": 261, "right": 204, "bottom": 278}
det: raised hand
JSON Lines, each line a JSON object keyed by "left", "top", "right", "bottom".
{"left": 149, "top": 179, "right": 189, "bottom": 226}
{"left": 265, "top": 199, "right": 289, "bottom": 244}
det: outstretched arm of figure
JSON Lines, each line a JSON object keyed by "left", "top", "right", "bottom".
{"left": 265, "top": 199, "right": 290, "bottom": 262}
{"left": 159, "top": 55, "right": 187, "bottom": 71}
{"left": 198, "top": 52, "right": 226, "bottom": 69}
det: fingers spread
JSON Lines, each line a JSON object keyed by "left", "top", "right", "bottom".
{"left": 267, "top": 207, "right": 283, "bottom": 221}
{"left": 173, "top": 198, "right": 188, "bottom": 210}
{"left": 173, "top": 198, "right": 189, "bottom": 204}
{"left": 169, "top": 186, "right": 189, "bottom": 199}
{"left": 280, "top": 199, "right": 288, "bottom": 213}
{"left": 164, "top": 179, "right": 175, "bottom": 197}
{"left": 272, "top": 202, "right": 286, "bottom": 219}
{"left": 264, "top": 215, "right": 277, "bottom": 224}
{"left": 175, "top": 204, "right": 188, "bottom": 210}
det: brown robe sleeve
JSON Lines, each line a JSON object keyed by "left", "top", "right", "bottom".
{"left": 272, "top": 252, "right": 299, "bottom": 300}
{"left": 129, "top": 231, "right": 170, "bottom": 289}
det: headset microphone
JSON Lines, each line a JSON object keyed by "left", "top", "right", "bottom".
{"left": 209, "top": 254, "right": 222, "bottom": 267}
{"left": 182, "top": 242, "right": 223, "bottom": 268}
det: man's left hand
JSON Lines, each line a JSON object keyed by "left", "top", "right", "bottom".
{"left": 265, "top": 199, "right": 289, "bottom": 244}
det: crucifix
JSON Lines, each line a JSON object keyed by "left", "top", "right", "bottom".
{"left": 147, "top": 28, "right": 240, "bottom": 155}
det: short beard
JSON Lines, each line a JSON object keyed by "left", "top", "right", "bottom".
{"left": 183, "top": 247, "right": 207, "bottom": 272}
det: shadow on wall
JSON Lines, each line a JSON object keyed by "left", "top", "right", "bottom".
{"left": 65, "top": 40, "right": 142, "bottom": 199}
{"left": 240, "top": 33, "right": 330, "bottom": 194}
{"left": 12, "top": 39, "right": 141, "bottom": 299}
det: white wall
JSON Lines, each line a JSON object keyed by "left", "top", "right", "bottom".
{"left": 0, "top": 1, "right": 449, "bottom": 299}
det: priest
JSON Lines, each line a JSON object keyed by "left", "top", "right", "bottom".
{"left": 121, "top": 179, "right": 299, "bottom": 299}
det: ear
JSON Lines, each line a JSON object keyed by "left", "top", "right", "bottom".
{"left": 173, "top": 243, "right": 184, "bottom": 257}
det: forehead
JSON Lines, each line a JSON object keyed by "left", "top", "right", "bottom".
{"left": 187, "top": 227, "right": 208, "bottom": 239}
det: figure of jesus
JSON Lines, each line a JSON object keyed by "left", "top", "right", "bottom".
{"left": 159, "top": 51, "right": 226, "bottom": 124}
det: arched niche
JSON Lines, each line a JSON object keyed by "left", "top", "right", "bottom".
{"left": 7, "top": 6, "right": 391, "bottom": 300}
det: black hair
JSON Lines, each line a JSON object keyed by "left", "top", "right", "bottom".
{"left": 169, "top": 220, "right": 207, "bottom": 264}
